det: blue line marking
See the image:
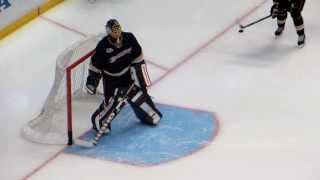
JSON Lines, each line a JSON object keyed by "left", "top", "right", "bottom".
{"left": 65, "top": 104, "right": 217, "bottom": 166}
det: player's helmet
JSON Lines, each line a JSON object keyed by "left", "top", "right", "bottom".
{"left": 105, "top": 19, "right": 122, "bottom": 35}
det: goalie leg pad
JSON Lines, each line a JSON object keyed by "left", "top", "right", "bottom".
{"left": 91, "top": 100, "right": 114, "bottom": 132}
{"left": 128, "top": 88, "right": 162, "bottom": 125}
{"left": 91, "top": 88, "right": 125, "bottom": 131}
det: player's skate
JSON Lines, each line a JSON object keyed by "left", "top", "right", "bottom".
{"left": 274, "top": 26, "right": 284, "bottom": 38}
{"left": 297, "top": 34, "right": 305, "bottom": 48}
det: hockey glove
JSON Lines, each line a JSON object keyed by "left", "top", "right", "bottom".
{"left": 86, "top": 74, "right": 100, "bottom": 95}
{"left": 270, "top": 4, "right": 279, "bottom": 18}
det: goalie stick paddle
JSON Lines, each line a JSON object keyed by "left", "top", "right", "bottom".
{"left": 238, "top": 14, "right": 272, "bottom": 33}
{"left": 74, "top": 84, "right": 135, "bottom": 148}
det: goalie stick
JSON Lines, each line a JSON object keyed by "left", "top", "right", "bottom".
{"left": 74, "top": 84, "right": 135, "bottom": 147}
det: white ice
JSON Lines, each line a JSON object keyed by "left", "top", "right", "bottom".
{"left": 1, "top": 0, "right": 320, "bottom": 179}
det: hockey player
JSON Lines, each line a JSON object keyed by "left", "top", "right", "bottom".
{"left": 270, "top": 0, "right": 306, "bottom": 47}
{"left": 86, "top": 19, "right": 162, "bottom": 133}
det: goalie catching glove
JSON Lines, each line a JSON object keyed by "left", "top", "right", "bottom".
{"left": 86, "top": 70, "right": 101, "bottom": 95}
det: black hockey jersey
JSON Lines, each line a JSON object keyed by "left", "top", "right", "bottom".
{"left": 86, "top": 31, "right": 145, "bottom": 93}
{"left": 89, "top": 32, "right": 143, "bottom": 77}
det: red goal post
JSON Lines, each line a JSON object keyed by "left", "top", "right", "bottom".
{"left": 66, "top": 49, "right": 95, "bottom": 145}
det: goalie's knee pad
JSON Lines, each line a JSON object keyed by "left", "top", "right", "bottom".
{"left": 129, "top": 89, "right": 162, "bottom": 125}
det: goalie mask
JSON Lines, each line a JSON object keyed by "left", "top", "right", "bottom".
{"left": 106, "top": 19, "right": 122, "bottom": 47}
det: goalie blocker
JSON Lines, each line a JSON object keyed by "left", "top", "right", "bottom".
{"left": 86, "top": 18, "right": 162, "bottom": 134}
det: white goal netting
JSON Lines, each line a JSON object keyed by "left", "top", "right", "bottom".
{"left": 21, "top": 33, "right": 105, "bottom": 145}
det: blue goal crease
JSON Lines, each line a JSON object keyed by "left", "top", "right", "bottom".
{"left": 65, "top": 103, "right": 218, "bottom": 166}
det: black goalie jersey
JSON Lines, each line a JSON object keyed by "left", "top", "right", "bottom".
{"left": 86, "top": 32, "right": 147, "bottom": 95}
{"left": 91, "top": 32, "right": 143, "bottom": 76}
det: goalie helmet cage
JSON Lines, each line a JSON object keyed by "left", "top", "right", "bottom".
{"left": 21, "top": 33, "right": 105, "bottom": 145}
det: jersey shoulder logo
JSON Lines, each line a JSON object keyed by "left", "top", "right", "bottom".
{"left": 106, "top": 48, "right": 114, "bottom": 53}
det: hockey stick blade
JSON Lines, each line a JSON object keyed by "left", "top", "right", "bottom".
{"left": 238, "top": 25, "right": 244, "bottom": 33}
{"left": 74, "top": 139, "right": 95, "bottom": 148}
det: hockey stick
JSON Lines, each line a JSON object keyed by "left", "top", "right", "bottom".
{"left": 74, "top": 84, "right": 135, "bottom": 147}
{"left": 238, "top": 14, "right": 272, "bottom": 33}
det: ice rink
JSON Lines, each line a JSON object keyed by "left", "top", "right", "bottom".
{"left": 1, "top": 0, "right": 320, "bottom": 179}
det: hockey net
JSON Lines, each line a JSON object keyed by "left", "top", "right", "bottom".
{"left": 21, "top": 33, "right": 105, "bottom": 145}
